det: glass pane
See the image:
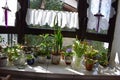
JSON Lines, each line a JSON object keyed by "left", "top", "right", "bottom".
{"left": 26, "top": 0, "right": 78, "bottom": 31}
{"left": 0, "top": 0, "right": 17, "bottom": 27}
{"left": 87, "top": 0, "right": 115, "bottom": 34}
{"left": 0, "top": 34, "right": 18, "bottom": 47}
{"left": 85, "top": 40, "right": 109, "bottom": 66}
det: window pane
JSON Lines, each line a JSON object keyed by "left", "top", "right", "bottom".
{"left": 0, "top": 0, "right": 17, "bottom": 27}
{"left": 26, "top": 0, "right": 78, "bottom": 31}
{"left": 86, "top": 40, "right": 109, "bottom": 54}
{"left": 87, "top": 0, "right": 115, "bottom": 34}
{"left": 0, "top": 34, "right": 18, "bottom": 47}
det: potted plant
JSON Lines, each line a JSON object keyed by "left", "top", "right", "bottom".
{"left": 36, "top": 34, "right": 54, "bottom": 63}
{"left": 84, "top": 45, "right": 98, "bottom": 71}
{"left": 4, "top": 44, "right": 26, "bottom": 68}
{"left": 98, "top": 52, "right": 108, "bottom": 67}
{"left": 51, "top": 16, "right": 63, "bottom": 65}
{"left": 36, "top": 45, "right": 47, "bottom": 64}
{"left": 64, "top": 48, "right": 73, "bottom": 65}
{"left": 72, "top": 39, "right": 87, "bottom": 70}
{"left": 26, "top": 53, "right": 35, "bottom": 65}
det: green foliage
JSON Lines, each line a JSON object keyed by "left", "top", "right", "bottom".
{"left": 84, "top": 46, "right": 98, "bottom": 59}
{"left": 26, "top": 54, "right": 34, "bottom": 60}
{"left": 72, "top": 39, "right": 87, "bottom": 58}
{"left": 45, "top": 0, "right": 63, "bottom": 11}
{"left": 36, "top": 34, "right": 55, "bottom": 56}
{"left": 0, "top": 36, "right": 3, "bottom": 43}
{"left": 91, "top": 41, "right": 108, "bottom": 54}
{"left": 30, "top": 0, "right": 42, "bottom": 9}
{"left": 99, "top": 52, "right": 108, "bottom": 66}
{"left": 63, "top": 45, "right": 73, "bottom": 57}
{"left": 30, "top": 0, "right": 63, "bottom": 11}
{"left": 53, "top": 16, "right": 63, "bottom": 54}
{"left": 3, "top": 44, "right": 23, "bottom": 61}
{"left": 25, "top": 35, "right": 43, "bottom": 46}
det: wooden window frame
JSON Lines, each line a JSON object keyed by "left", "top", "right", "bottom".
{"left": 0, "top": 0, "right": 118, "bottom": 59}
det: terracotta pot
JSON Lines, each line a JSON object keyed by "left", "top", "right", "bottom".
{"left": 85, "top": 60, "right": 94, "bottom": 71}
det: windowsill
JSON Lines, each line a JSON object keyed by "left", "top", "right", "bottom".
{"left": 0, "top": 59, "right": 120, "bottom": 75}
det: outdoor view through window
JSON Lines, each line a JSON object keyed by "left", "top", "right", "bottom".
{"left": 26, "top": 0, "right": 78, "bottom": 31}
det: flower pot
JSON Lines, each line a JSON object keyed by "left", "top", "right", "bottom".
{"left": 65, "top": 56, "right": 72, "bottom": 65}
{"left": 27, "top": 59, "right": 34, "bottom": 65}
{"left": 0, "top": 57, "right": 7, "bottom": 67}
{"left": 13, "top": 55, "right": 26, "bottom": 69}
{"left": 51, "top": 54, "right": 61, "bottom": 65}
{"left": 38, "top": 56, "right": 46, "bottom": 64}
{"left": 85, "top": 59, "right": 94, "bottom": 71}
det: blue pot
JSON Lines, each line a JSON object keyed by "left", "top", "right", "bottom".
{"left": 27, "top": 59, "right": 34, "bottom": 65}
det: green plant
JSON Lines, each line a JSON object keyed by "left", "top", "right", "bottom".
{"left": 53, "top": 16, "right": 63, "bottom": 55}
{"left": 84, "top": 46, "right": 98, "bottom": 59}
{"left": 64, "top": 48, "right": 73, "bottom": 57}
{"left": 99, "top": 52, "right": 108, "bottom": 66}
{"left": 3, "top": 44, "right": 23, "bottom": 61}
{"left": 26, "top": 54, "right": 34, "bottom": 60}
{"left": 45, "top": 0, "right": 63, "bottom": 11}
{"left": 36, "top": 34, "right": 55, "bottom": 56}
{"left": 72, "top": 39, "right": 87, "bottom": 58}
{"left": 30, "top": 0, "right": 42, "bottom": 9}
{"left": 84, "top": 45, "right": 99, "bottom": 71}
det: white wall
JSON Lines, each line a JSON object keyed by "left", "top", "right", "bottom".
{"left": 110, "top": 0, "right": 120, "bottom": 66}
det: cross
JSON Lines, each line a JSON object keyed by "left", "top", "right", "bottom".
{"left": 2, "top": 1, "right": 11, "bottom": 28}
{"left": 94, "top": 0, "right": 104, "bottom": 32}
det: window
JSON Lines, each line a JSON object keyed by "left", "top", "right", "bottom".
{"left": 0, "top": 0, "right": 117, "bottom": 70}
{"left": 0, "top": 34, "right": 17, "bottom": 47}
{"left": 87, "top": 0, "right": 115, "bottom": 34}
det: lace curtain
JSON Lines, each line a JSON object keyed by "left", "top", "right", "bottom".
{"left": 87, "top": 0, "right": 114, "bottom": 33}
{"left": 26, "top": 9, "right": 79, "bottom": 29}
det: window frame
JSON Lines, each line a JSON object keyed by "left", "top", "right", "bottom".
{"left": 0, "top": 0, "right": 118, "bottom": 59}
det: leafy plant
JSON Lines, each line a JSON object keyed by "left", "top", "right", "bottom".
{"left": 26, "top": 54, "right": 34, "bottom": 60}
{"left": 99, "top": 52, "right": 108, "bottom": 66}
{"left": 3, "top": 44, "right": 23, "bottom": 61}
{"left": 53, "top": 16, "right": 63, "bottom": 55}
{"left": 64, "top": 48, "right": 73, "bottom": 57}
{"left": 72, "top": 39, "right": 87, "bottom": 58}
{"left": 84, "top": 46, "right": 99, "bottom": 59}
{"left": 35, "top": 34, "right": 55, "bottom": 56}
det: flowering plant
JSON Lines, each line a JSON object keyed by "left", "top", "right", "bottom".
{"left": 64, "top": 48, "right": 73, "bottom": 56}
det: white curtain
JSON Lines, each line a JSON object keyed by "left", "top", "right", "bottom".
{"left": 87, "top": 0, "right": 112, "bottom": 32}
{"left": 26, "top": 9, "right": 79, "bottom": 29}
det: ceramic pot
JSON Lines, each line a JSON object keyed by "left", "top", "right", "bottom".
{"left": 51, "top": 54, "right": 61, "bottom": 65}
{"left": 65, "top": 56, "right": 72, "bottom": 65}
{"left": 0, "top": 57, "right": 7, "bottom": 67}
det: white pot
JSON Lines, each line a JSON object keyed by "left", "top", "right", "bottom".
{"left": 38, "top": 56, "right": 46, "bottom": 64}
{"left": 0, "top": 57, "right": 7, "bottom": 67}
